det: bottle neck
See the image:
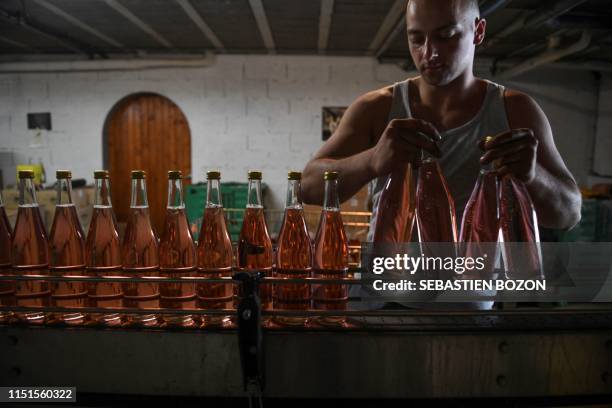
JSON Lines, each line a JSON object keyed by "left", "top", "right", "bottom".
{"left": 19, "top": 178, "right": 38, "bottom": 206}
{"left": 130, "top": 178, "right": 149, "bottom": 208}
{"left": 207, "top": 179, "right": 222, "bottom": 208}
{"left": 481, "top": 161, "right": 495, "bottom": 173}
{"left": 94, "top": 178, "right": 113, "bottom": 207}
{"left": 421, "top": 153, "right": 436, "bottom": 163}
{"left": 56, "top": 179, "right": 74, "bottom": 206}
{"left": 167, "top": 178, "right": 184, "bottom": 209}
{"left": 323, "top": 179, "right": 340, "bottom": 211}
{"left": 285, "top": 179, "right": 303, "bottom": 210}
{"left": 247, "top": 179, "right": 263, "bottom": 209}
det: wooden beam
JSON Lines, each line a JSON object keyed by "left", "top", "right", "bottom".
{"left": 368, "top": 0, "right": 406, "bottom": 55}
{"left": 375, "top": 15, "right": 405, "bottom": 58}
{"left": 104, "top": 0, "right": 174, "bottom": 48}
{"left": 247, "top": 0, "right": 275, "bottom": 54}
{"left": 317, "top": 0, "right": 334, "bottom": 53}
{"left": 0, "top": 8, "right": 88, "bottom": 55}
{"left": 33, "top": 0, "right": 124, "bottom": 49}
{"left": 175, "top": 0, "right": 224, "bottom": 52}
{"left": 0, "top": 35, "right": 38, "bottom": 51}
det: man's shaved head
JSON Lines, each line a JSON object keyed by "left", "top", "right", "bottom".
{"left": 405, "top": 0, "right": 486, "bottom": 86}
{"left": 407, "top": 0, "right": 480, "bottom": 20}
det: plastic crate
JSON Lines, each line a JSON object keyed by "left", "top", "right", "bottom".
{"left": 185, "top": 184, "right": 206, "bottom": 223}
{"left": 595, "top": 200, "right": 612, "bottom": 241}
{"left": 558, "top": 199, "right": 602, "bottom": 242}
{"left": 185, "top": 182, "right": 264, "bottom": 242}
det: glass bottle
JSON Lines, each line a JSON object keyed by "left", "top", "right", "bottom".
{"left": 85, "top": 170, "right": 123, "bottom": 326}
{"left": 49, "top": 170, "right": 88, "bottom": 325}
{"left": 197, "top": 170, "right": 234, "bottom": 328}
{"left": 121, "top": 170, "right": 160, "bottom": 327}
{"left": 459, "top": 162, "right": 500, "bottom": 279}
{"left": 415, "top": 156, "right": 458, "bottom": 243}
{"left": 11, "top": 169, "right": 50, "bottom": 324}
{"left": 159, "top": 170, "right": 197, "bottom": 328}
{"left": 372, "top": 163, "right": 416, "bottom": 243}
{"left": 312, "top": 171, "right": 349, "bottom": 327}
{"left": 237, "top": 171, "right": 273, "bottom": 312}
{"left": 0, "top": 191, "right": 14, "bottom": 322}
{"left": 274, "top": 171, "right": 312, "bottom": 326}
{"left": 499, "top": 173, "right": 543, "bottom": 279}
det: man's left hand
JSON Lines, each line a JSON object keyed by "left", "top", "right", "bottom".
{"left": 479, "top": 128, "right": 538, "bottom": 183}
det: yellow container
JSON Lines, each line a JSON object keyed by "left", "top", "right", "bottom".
{"left": 16, "top": 164, "right": 45, "bottom": 185}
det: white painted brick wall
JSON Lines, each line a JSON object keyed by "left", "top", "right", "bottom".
{"left": 0, "top": 54, "right": 601, "bottom": 209}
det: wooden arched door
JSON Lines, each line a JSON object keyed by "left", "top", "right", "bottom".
{"left": 104, "top": 93, "right": 191, "bottom": 234}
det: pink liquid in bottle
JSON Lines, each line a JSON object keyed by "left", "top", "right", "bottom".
{"left": 237, "top": 172, "right": 273, "bottom": 316}
{"left": 312, "top": 171, "right": 349, "bottom": 328}
{"left": 274, "top": 172, "right": 312, "bottom": 326}
{"left": 11, "top": 170, "right": 50, "bottom": 324}
{"left": 197, "top": 171, "right": 234, "bottom": 328}
{"left": 0, "top": 193, "right": 15, "bottom": 322}
{"left": 159, "top": 171, "right": 197, "bottom": 328}
{"left": 86, "top": 170, "right": 123, "bottom": 327}
{"left": 121, "top": 170, "right": 160, "bottom": 327}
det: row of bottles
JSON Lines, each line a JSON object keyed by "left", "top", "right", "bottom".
{"left": 372, "top": 155, "right": 457, "bottom": 243}
{"left": 0, "top": 169, "right": 233, "bottom": 327}
{"left": 371, "top": 134, "right": 541, "bottom": 279}
{"left": 275, "top": 171, "right": 349, "bottom": 327}
{"left": 238, "top": 170, "right": 349, "bottom": 328}
{"left": 0, "top": 168, "right": 350, "bottom": 328}
{"left": 460, "top": 136, "right": 542, "bottom": 279}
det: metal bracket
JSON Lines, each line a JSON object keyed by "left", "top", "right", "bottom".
{"left": 234, "top": 271, "right": 265, "bottom": 405}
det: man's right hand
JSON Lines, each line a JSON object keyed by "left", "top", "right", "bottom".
{"left": 369, "top": 118, "right": 443, "bottom": 177}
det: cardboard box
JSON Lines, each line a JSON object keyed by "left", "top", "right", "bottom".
{"left": 340, "top": 185, "right": 371, "bottom": 213}
{"left": 2, "top": 186, "right": 94, "bottom": 233}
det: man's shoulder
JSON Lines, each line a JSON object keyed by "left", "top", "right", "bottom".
{"left": 356, "top": 85, "right": 394, "bottom": 108}
{"left": 502, "top": 87, "right": 538, "bottom": 107}
{"left": 349, "top": 84, "right": 396, "bottom": 120}
{"left": 499, "top": 86, "right": 548, "bottom": 128}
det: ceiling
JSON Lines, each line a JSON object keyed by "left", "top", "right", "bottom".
{"left": 1, "top": 0, "right": 612, "bottom": 74}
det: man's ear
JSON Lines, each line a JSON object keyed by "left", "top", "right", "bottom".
{"left": 474, "top": 17, "right": 486, "bottom": 46}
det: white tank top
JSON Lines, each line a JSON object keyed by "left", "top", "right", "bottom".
{"left": 360, "top": 78, "right": 509, "bottom": 311}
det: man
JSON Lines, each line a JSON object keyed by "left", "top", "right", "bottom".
{"left": 302, "top": 0, "right": 581, "bottom": 235}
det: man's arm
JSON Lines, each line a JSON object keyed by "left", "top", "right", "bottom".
{"left": 302, "top": 89, "right": 390, "bottom": 205}
{"left": 302, "top": 86, "right": 442, "bottom": 205}
{"left": 481, "top": 89, "right": 582, "bottom": 230}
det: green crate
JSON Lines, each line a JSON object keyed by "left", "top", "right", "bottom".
{"left": 558, "top": 199, "right": 600, "bottom": 242}
{"left": 185, "top": 182, "right": 265, "bottom": 242}
{"left": 185, "top": 184, "right": 206, "bottom": 223}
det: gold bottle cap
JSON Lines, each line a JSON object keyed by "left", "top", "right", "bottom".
{"left": 324, "top": 171, "right": 338, "bottom": 181}
{"left": 131, "top": 170, "right": 146, "bottom": 179}
{"left": 168, "top": 170, "right": 182, "bottom": 180}
{"left": 207, "top": 170, "right": 221, "bottom": 180}
{"left": 288, "top": 171, "right": 302, "bottom": 180}
{"left": 94, "top": 170, "right": 109, "bottom": 179}
{"left": 248, "top": 170, "right": 262, "bottom": 180}
{"left": 484, "top": 136, "right": 502, "bottom": 168}
{"left": 18, "top": 170, "right": 35, "bottom": 179}
{"left": 56, "top": 170, "right": 72, "bottom": 179}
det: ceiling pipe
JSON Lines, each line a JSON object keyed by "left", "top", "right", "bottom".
{"left": 547, "top": 15, "right": 611, "bottom": 31}
{"left": 495, "top": 30, "right": 591, "bottom": 79}
{"left": 480, "top": 0, "right": 513, "bottom": 18}
{"left": 0, "top": 8, "right": 94, "bottom": 56}
{"left": 483, "top": 0, "right": 588, "bottom": 50}
{"left": 0, "top": 54, "right": 216, "bottom": 74}
{"left": 381, "top": 56, "right": 612, "bottom": 73}
{"left": 552, "top": 61, "right": 612, "bottom": 72}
